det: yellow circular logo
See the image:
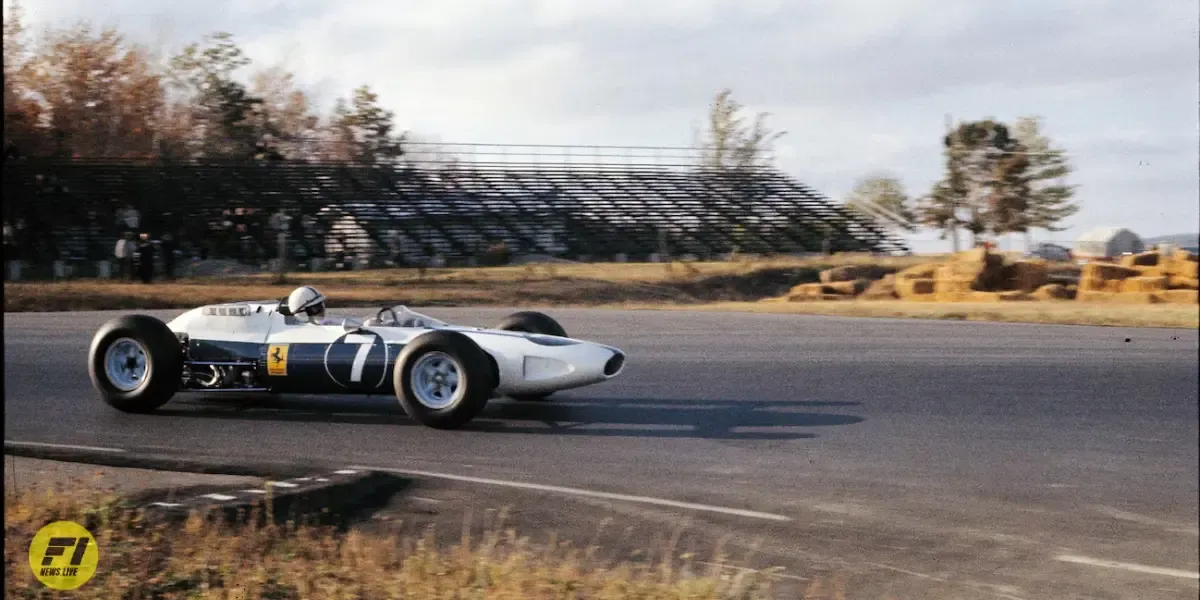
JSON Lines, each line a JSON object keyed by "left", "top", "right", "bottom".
{"left": 27, "top": 521, "right": 99, "bottom": 590}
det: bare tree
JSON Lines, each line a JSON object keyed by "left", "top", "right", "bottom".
{"left": 844, "top": 174, "right": 917, "bottom": 233}
{"left": 695, "top": 88, "right": 785, "bottom": 171}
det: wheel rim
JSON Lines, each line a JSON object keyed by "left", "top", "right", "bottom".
{"left": 103, "top": 337, "right": 150, "bottom": 392}
{"left": 410, "top": 351, "right": 464, "bottom": 409}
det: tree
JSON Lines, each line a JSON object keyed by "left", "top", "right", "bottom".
{"left": 695, "top": 88, "right": 785, "bottom": 171}
{"left": 1012, "top": 116, "right": 1078, "bottom": 247}
{"left": 250, "top": 65, "right": 320, "bottom": 160}
{"left": 918, "top": 119, "right": 1031, "bottom": 249}
{"left": 324, "top": 85, "right": 406, "bottom": 165}
{"left": 2, "top": 0, "right": 44, "bottom": 157}
{"left": 843, "top": 174, "right": 917, "bottom": 233}
{"left": 24, "top": 22, "right": 165, "bottom": 159}
{"left": 168, "top": 32, "right": 269, "bottom": 159}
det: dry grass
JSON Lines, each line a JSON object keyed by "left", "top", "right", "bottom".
{"left": 7, "top": 254, "right": 1195, "bottom": 328}
{"left": 633, "top": 299, "right": 1200, "bottom": 329}
{"left": 4, "top": 481, "right": 785, "bottom": 600}
{"left": 3, "top": 255, "right": 935, "bottom": 312}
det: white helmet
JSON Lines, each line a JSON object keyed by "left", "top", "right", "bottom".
{"left": 287, "top": 285, "right": 326, "bottom": 323}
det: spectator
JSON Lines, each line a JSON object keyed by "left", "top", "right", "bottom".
{"left": 161, "top": 232, "right": 177, "bottom": 280}
{"left": 134, "top": 233, "right": 155, "bottom": 284}
{"left": 114, "top": 232, "right": 135, "bottom": 280}
{"left": 116, "top": 203, "right": 140, "bottom": 234}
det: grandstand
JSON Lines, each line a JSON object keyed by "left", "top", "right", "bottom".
{"left": 1, "top": 145, "right": 909, "bottom": 273}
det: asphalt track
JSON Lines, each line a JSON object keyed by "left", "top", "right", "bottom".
{"left": 5, "top": 308, "right": 1199, "bottom": 599}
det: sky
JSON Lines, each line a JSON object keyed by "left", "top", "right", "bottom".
{"left": 11, "top": 0, "right": 1199, "bottom": 252}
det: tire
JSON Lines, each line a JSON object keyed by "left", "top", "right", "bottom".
{"left": 393, "top": 330, "right": 496, "bottom": 429}
{"left": 496, "top": 311, "right": 567, "bottom": 338}
{"left": 88, "top": 315, "right": 183, "bottom": 413}
{"left": 494, "top": 311, "right": 566, "bottom": 401}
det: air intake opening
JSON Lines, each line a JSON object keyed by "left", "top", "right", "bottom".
{"left": 603, "top": 351, "right": 625, "bottom": 376}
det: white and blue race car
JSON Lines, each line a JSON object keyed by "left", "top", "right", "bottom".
{"left": 87, "top": 298, "right": 626, "bottom": 429}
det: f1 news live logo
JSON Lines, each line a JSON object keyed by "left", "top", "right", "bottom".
{"left": 28, "top": 521, "right": 99, "bottom": 590}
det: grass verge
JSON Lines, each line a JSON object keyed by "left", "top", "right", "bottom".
{"left": 637, "top": 299, "right": 1200, "bottom": 329}
{"left": 5, "top": 480, "right": 783, "bottom": 600}
{"left": 6, "top": 256, "right": 1195, "bottom": 328}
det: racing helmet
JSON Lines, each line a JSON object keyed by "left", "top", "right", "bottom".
{"left": 287, "top": 285, "right": 326, "bottom": 323}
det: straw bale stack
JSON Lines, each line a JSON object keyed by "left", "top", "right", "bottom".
{"left": 1120, "top": 276, "right": 1168, "bottom": 293}
{"left": 1077, "top": 290, "right": 1162, "bottom": 304}
{"left": 819, "top": 265, "right": 891, "bottom": 284}
{"left": 1032, "top": 283, "right": 1071, "bottom": 300}
{"left": 861, "top": 274, "right": 899, "bottom": 300}
{"left": 895, "top": 277, "right": 936, "bottom": 299}
{"left": 1158, "top": 289, "right": 1199, "bottom": 304}
{"left": 897, "top": 264, "right": 938, "bottom": 282}
{"left": 1078, "top": 263, "right": 1141, "bottom": 292}
{"left": 1003, "top": 260, "right": 1050, "bottom": 292}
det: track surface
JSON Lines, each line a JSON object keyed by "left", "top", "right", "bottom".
{"left": 5, "top": 308, "right": 1199, "bottom": 599}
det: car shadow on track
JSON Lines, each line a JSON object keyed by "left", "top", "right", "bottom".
{"left": 158, "top": 396, "right": 864, "bottom": 441}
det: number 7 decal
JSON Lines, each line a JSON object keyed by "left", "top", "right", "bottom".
{"left": 343, "top": 334, "right": 375, "bottom": 383}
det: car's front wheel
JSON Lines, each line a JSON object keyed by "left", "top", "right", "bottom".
{"left": 393, "top": 330, "right": 496, "bottom": 429}
{"left": 495, "top": 311, "right": 566, "bottom": 401}
{"left": 88, "top": 315, "right": 183, "bottom": 413}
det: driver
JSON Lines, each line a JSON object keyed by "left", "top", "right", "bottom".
{"left": 287, "top": 285, "right": 329, "bottom": 324}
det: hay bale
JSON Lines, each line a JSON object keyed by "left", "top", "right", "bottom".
{"left": 823, "top": 278, "right": 870, "bottom": 296}
{"left": 1167, "top": 276, "right": 1199, "bottom": 290}
{"left": 1168, "top": 250, "right": 1199, "bottom": 279}
{"left": 1076, "top": 290, "right": 1114, "bottom": 303}
{"left": 819, "top": 265, "right": 890, "bottom": 284}
{"left": 935, "top": 272, "right": 975, "bottom": 302}
{"left": 897, "top": 263, "right": 939, "bottom": 280}
{"left": 1078, "top": 290, "right": 1162, "bottom": 304}
{"left": 861, "top": 274, "right": 898, "bottom": 300}
{"left": 1033, "top": 283, "right": 1071, "bottom": 300}
{"left": 1005, "top": 259, "right": 1049, "bottom": 292}
{"left": 1079, "top": 263, "right": 1141, "bottom": 292}
{"left": 968, "top": 290, "right": 1033, "bottom": 302}
{"left": 1158, "top": 289, "right": 1199, "bottom": 304}
{"left": 895, "top": 277, "right": 935, "bottom": 298}
{"left": 1120, "top": 276, "right": 1168, "bottom": 293}
{"left": 1119, "top": 251, "right": 1160, "bottom": 267}
{"left": 786, "top": 283, "right": 827, "bottom": 301}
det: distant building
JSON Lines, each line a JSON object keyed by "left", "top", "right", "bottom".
{"left": 1074, "top": 227, "right": 1143, "bottom": 261}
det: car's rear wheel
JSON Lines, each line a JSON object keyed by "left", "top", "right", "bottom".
{"left": 394, "top": 330, "right": 496, "bottom": 429}
{"left": 88, "top": 315, "right": 182, "bottom": 413}
{"left": 495, "top": 311, "right": 567, "bottom": 401}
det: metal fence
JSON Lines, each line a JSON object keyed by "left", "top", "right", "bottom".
{"left": 1, "top": 144, "right": 908, "bottom": 279}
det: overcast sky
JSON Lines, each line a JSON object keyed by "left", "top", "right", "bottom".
{"left": 13, "top": 0, "right": 1199, "bottom": 251}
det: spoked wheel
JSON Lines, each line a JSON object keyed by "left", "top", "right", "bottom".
{"left": 394, "top": 330, "right": 496, "bottom": 429}
{"left": 88, "top": 315, "right": 182, "bottom": 413}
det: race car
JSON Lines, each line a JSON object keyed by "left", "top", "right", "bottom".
{"left": 87, "top": 286, "right": 626, "bottom": 429}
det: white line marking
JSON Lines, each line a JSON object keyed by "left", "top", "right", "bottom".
{"left": 315, "top": 478, "right": 329, "bottom": 482}
{"left": 242, "top": 489, "right": 267, "bottom": 494}
{"left": 268, "top": 481, "right": 298, "bottom": 488}
{"left": 348, "top": 465, "right": 791, "bottom": 522}
{"left": 201, "top": 493, "right": 237, "bottom": 501}
{"left": 149, "top": 502, "right": 183, "bottom": 508}
{"left": 1055, "top": 555, "right": 1200, "bottom": 580}
{"left": 5, "top": 441, "right": 126, "bottom": 453}
{"left": 696, "top": 561, "right": 809, "bottom": 582}
{"left": 334, "top": 469, "right": 358, "bottom": 475}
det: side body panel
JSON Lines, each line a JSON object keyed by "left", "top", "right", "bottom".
{"left": 166, "top": 303, "right": 625, "bottom": 396}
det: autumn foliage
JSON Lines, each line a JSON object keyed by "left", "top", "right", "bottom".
{"left": 2, "top": 1, "right": 404, "bottom": 165}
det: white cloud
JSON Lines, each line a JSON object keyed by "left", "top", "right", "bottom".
{"left": 10, "top": 0, "right": 1199, "bottom": 249}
